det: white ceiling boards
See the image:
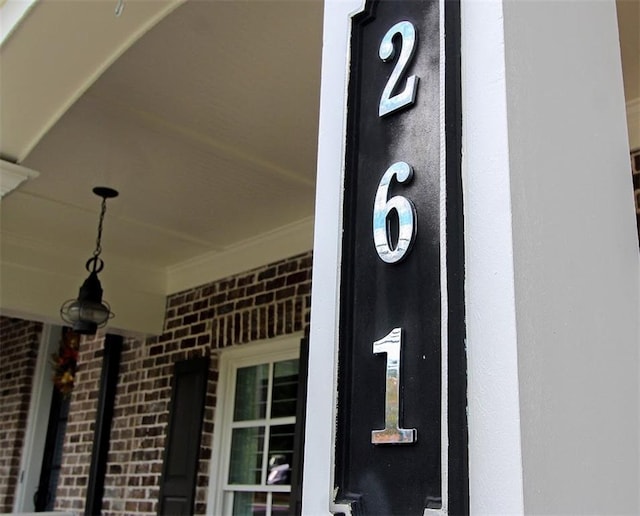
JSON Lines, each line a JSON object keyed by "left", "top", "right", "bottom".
{"left": 0, "top": 0, "right": 323, "bottom": 334}
{"left": 0, "top": 0, "right": 636, "bottom": 334}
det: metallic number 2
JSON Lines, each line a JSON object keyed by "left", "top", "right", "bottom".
{"left": 379, "top": 20, "right": 419, "bottom": 117}
{"left": 371, "top": 328, "right": 417, "bottom": 444}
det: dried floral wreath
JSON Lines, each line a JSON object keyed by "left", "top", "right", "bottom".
{"left": 51, "top": 328, "right": 80, "bottom": 396}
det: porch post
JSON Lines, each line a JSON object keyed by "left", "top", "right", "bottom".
{"left": 305, "top": 0, "right": 639, "bottom": 514}
{"left": 474, "top": 1, "right": 639, "bottom": 513}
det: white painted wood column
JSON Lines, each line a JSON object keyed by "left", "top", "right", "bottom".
{"left": 303, "top": 0, "right": 358, "bottom": 513}
{"left": 305, "top": 0, "right": 639, "bottom": 513}
{"left": 461, "top": 1, "right": 524, "bottom": 512}
{"left": 499, "top": 0, "right": 639, "bottom": 513}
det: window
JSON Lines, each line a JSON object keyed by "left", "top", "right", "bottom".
{"left": 208, "top": 337, "right": 301, "bottom": 516}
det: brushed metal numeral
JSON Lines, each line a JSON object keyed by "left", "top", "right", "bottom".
{"left": 373, "top": 161, "right": 417, "bottom": 264}
{"left": 379, "top": 21, "right": 419, "bottom": 117}
{"left": 371, "top": 328, "right": 417, "bottom": 445}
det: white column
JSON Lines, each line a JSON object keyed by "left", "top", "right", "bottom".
{"left": 306, "top": 0, "right": 639, "bottom": 514}
{"left": 461, "top": 0, "right": 525, "bottom": 512}
{"left": 462, "top": 0, "right": 638, "bottom": 512}
{"left": 501, "top": 0, "right": 639, "bottom": 513}
{"left": 303, "top": 0, "right": 363, "bottom": 513}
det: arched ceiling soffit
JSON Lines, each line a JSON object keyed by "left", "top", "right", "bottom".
{"left": 0, "top": 0, "right": 185, "bottom": 163}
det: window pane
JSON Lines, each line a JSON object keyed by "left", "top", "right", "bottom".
{"left": 234, "top": 364, "right": 269, "bottom": 421}
{"left": 229, "top": 427, "right": 265, "bottom": 485}
{"left": 267, "top": 424, "right": 295, "bottom": 486}
{"left": 271, "top": 492, "right": 291, "bottom": 515}
{"left": 270, "top": 359, "right": 299, "bottom": 418}
{"left": 231, "top": 491, "right": 268, "bottom": 516}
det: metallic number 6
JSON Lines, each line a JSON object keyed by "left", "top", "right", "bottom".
{"left": 379, "top": 20, "right": 419, "bottom": 117}
{"left": 371, "top": 327, "right": 417, "bottom": 445}
{"left": 373, "top": 161, "right": 417, "bottom": 264}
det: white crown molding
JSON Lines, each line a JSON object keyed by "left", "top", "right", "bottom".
{"left": 166, "top": 216, "right": 314, "bottom": 294}
{"left": 0, "top": 159, "right": 39, "bottom": 198}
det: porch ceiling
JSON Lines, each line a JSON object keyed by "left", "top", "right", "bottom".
{"left": 617, "top": 0, "right": 640, "bottom": 105}
{"left": 0, "top": 0, "right": 323, "bottom": 334}
{"left": 0, "top": 0, "right": 637, "bottom": 335}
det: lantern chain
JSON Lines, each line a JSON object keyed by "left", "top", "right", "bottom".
{"left": 93, "top": 196, "right": 108, "bottom": 260}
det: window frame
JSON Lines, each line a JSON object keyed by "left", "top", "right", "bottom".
{"left": 207, "top": 335, "right": 302, "bottom": 515}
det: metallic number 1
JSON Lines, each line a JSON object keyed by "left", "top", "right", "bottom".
{"left": 371, "top": 328, "right": 417, "bottom": 444}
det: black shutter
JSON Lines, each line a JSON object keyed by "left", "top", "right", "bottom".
{"left": 35, "top": 390, "right": 70, "bottom": 511}
{"left": 289, "top": 329, "right": 310, "bottom": 516}
{"left": 158, "top": 356, "right": 210, "bottom": 516}
{"left": 86, "top": 333, "right": 123, "bottom": 516}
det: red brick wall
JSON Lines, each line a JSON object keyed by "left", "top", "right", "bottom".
{"left": 0, "top": 316, "right": 43, "bottom": 512}
{"left": 54, "top": 250, "right": 312, "bottom": 515}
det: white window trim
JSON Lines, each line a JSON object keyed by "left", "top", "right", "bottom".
{"left": 206, "top": 334, "right": 302, "bottom": 515}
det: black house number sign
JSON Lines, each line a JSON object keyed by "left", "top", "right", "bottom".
{"left": 334, "top": 0, "right": 468, "bottom": 515}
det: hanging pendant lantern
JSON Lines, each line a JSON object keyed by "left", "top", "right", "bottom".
{"left": 60, "top": 187, "right": 118, "bottom": 334}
